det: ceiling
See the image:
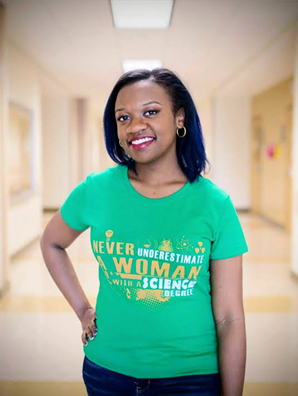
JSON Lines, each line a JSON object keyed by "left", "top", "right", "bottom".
{"left": 3, "top": 0, "right": 298, "bottom": 110}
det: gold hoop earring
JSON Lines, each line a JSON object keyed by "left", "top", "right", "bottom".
{"left": 176, "top": 126, "right": 186, "bottom": 138}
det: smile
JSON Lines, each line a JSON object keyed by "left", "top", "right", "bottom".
{"left": 131, "top": 137, "right": 154, "bottom": 145}
{"left": 129, "top": 137, "right": 155, "bottom": 150}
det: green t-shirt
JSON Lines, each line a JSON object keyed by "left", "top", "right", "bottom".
{"left": 60, "top": 164, "right": 248, "bottom": 378}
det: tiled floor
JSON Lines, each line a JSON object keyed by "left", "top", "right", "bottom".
{"left": 0, "top": 212, "right": 297, "bottom": 395}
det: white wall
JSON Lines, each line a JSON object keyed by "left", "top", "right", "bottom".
{"left": 77, "top": 98, "right": 113, "bottom": 181}
{"left": 212, "top": 96, "right": 251, "bottom": 209}
{"left": 89, "top": 99, "right": 115, "bottom": 174}
{"left": 0, "top": 73, "right": 3, "bottom": 290}
{"left": 41, "top": 95, "right": 111, "bottom": 209}
{"left": 42, "top": 96, "right": 71, "bottom": 208}
{"left": 0, "top": 3, "right": 8, "bottom": 293}
{"left": 69, "top": 98, "right": 79, "bottom": 189}
{"left": 291, "top": 21, "right": 298, "bottom": 277}
{"left": 40, "top": 73, "right": 109, "bottom": 208}
{"left": 8, "top": 43, "right": 42, "bottom": 255}
{"left": 6, "top": 43, "right": 107, "bottom": 251}
{"left": 90, "top": 100, "right": 101, "bottom": 174}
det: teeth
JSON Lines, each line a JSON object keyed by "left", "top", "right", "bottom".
{"left": 131, "top": 137, "right": 154, "bottom": 145}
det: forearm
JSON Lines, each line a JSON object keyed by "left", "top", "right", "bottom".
{"left": 216, "top": 316, "right": 246, "bottom": 396}
{"left": 40, "top": 238, "right": 93, "bottom": 321}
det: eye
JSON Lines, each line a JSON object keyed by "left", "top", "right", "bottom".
{"left": 144, "top": 109, "right": 159, "bottom": 116}
{"left": 117, "top": 115, "right": 130, "bottom": 122}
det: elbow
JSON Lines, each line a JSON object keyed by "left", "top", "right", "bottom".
{"left": 40, "top": 236, "right": 64, "bottom": 253}
{"left": 40, "top": 233, "right": 52, "bottom": 260}
{"left": 214, "top": 312, "right": 246, "bottom": 339}
{"left": 215, "top": 313, "right": 245, "bottom": 328}
{"left": 40, "top": 231, "right": 50, "bottom": 251}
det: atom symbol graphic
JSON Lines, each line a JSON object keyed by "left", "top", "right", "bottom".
{"left": 176, "top": 236, "right": 193, "bottom": 253}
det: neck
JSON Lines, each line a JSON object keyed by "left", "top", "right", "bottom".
{"left": 131, "top": 160, "right": 187, "bottom": 187}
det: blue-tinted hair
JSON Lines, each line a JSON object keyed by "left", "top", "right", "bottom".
{"left": 103, "top": 68, "right": 210, "bottom": 182}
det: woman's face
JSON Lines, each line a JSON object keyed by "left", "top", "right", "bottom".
{"left": 115, "top": 80, "right": 184, "bottom": 166}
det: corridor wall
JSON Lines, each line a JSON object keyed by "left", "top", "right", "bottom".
{"left": 7, "top": 43, "right": 42, "bottom": 255}
{"left": 251, "top": 78, "right": 293, "bottom": 230}
{"left": 291, "top": 21, "right": 298, "bottom": 278}
{"left": 0, "top": 2, "right": 8, "bottom": 294}
{"left": 212, "top": 96, "right": 251, "bottom": 209}
{"left": 42, "top": 96, "right": 71, "bottom": 209}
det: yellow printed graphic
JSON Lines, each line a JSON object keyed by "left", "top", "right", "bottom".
{"left": 136, "top": 289, "right": 170, "bottom": 307}
{"left": 155, "top": 290, "right": 171, "bottom": 302}
{"left": 119, "top": 273, "right": 142, "bottom": 280}
{"left": 136, "top": 289, "right": 147, "bottom": 300}
{"left": 195, "top": 241, "right": 205, "bottom": 254}
{"left": 148, "top": 290, "right": 170, "bottom": 307}
{"left": 105, "top": 230, "right": 113, "bottom": 241}
{"left": 94, "top": 233, "right": 205, "bottom": 309}
{"left": 188, "top": 266, "right": 202, "bottom": 280}
{"left": 151, "top": 261, "right": 170, "bottom": 278}
{"left": 138, "top": 236, "right": 158, "bottom": 249}
{"left": 159, "top": 239, "right": 173, "bottom": 251}
{"left": 97, "top": 256, "right": 112, "bottom": 284}
{"left": 176, "top": 236, "right": 193, "bottom": 253}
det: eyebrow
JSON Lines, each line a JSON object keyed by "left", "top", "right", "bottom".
{"left": 115, "top": 101, "right": 162, "bottom": 114}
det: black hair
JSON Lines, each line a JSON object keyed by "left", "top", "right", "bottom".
{"left": 103, "top": 68, "right": 210, "bottom": 182}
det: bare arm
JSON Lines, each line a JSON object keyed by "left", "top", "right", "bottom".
{"left": 210, "top": 255, "right": 246, "bottom": 396}
{"left": 40, "top": 211, "right": 97, "bottom": 345}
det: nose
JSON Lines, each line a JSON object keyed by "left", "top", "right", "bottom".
{"left": 126, "top": 116, "right": 147, "bottom": 134}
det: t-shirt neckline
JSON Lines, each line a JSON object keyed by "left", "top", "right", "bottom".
{"left": 120, "top": 164, "right": 191, "bottom": 203}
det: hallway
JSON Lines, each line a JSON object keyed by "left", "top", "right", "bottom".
{"left": 0, "top": 212, "right": 297, "bottom": 396}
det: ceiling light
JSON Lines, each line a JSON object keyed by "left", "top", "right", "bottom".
{"left": 110, "top": 0, "right": 174, "bottom": 29}
{"left": 122, "top": 59, "right": 162, "bottom": 73}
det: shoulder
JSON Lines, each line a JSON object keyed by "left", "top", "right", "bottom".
{"left": 86, "top": 164, "right": 122, "bottom": 187}
{"left": 85, "top": 165, "right": 123, "bottom": 194}
{"left": 190, "top": 175, "right": 229, "bottom": 205}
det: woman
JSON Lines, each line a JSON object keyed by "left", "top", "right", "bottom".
{"left": 40, "top": 68, "right": 248, "bottom": 396}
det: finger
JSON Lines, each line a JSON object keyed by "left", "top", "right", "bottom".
{"left": 82, "top": 331, "right": 88, "bottom": 346}
{"left": 86, "top": 327, "right": 94, "bottom": 341}
{"left": 89, "top": 322, "right": 98, "bottom": 337}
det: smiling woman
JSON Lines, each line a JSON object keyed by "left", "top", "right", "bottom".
{"left": 40, "top": 68, "right": 248, "bottom": 396}
{"left": 115, "top": 80, "right": 182, "bottom": 168}
{"left": 104, "top": 69, "right": 208, "bottom": 184}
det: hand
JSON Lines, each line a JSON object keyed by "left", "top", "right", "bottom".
{"left": 80, "top": 307, "right": 97, "bottom": 346}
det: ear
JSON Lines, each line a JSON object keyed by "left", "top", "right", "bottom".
{"left": 175, "top": 108, "right": 185, "bottom": 128}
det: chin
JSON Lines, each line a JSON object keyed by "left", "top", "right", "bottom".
{"left": 134, "top": 156, "right": 161, "bottom": 166}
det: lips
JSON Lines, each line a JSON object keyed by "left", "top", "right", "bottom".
{"left": 128, "top": 135, "right": 156, "bottom": 145}
{"left": 128, "top": 136, "right": 156, "bottom": 150}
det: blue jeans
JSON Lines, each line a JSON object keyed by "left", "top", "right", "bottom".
{"left": 82, "top": 356, "right": 222, "bottom": 396}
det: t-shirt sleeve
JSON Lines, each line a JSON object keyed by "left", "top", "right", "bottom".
{"left": 210, "top": 195, "right": 248, "bottom": 260}
{"left": 60, "top": 178, "right": 90, "bottom": 231}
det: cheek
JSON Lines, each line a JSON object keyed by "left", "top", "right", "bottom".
{"left": 163, "top": 121, "right": 177, "bottom": 139}
{"left": 157, "top": 117, "right": 175, "bottom": 132}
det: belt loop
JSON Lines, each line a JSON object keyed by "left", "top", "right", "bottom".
{"left": 135, "top": 378, "right": 151, "bottom": 393}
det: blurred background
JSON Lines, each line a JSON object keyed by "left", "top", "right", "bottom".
{"left": 0, "top": 0, "right": 298, "bottom": 395}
